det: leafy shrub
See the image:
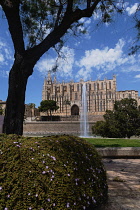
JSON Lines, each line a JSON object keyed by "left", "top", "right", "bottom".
{"left": 0, "top": 134, "right": 108, "bottom": 210}
{"left": 92, "top": 121, "right": 107, "bottom": 137}
{"left": 92, "top": 99, "right": 140, "bottom": 138}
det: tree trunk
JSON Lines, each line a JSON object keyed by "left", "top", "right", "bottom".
{"left": 3, "top": 57, "right": 33, "bottom": 135}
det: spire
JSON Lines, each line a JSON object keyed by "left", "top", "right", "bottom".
{"left": 54, "top": 76, "right": 57, "bottom": 84}
{"left": 113, "top": 75, "right": 116, "bottom": 80}
{"left": 47, "top": 71, "right": 52, "bottom": 84}
{"left": 47, "top": 70, "right": 51, "bottom": 80}
{"left": 43, "top": 76, "right": 47, "bottom": 87}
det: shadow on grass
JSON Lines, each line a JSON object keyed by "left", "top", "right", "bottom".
{"left": 95, "top": 144, "right": 121, "bottom": 148}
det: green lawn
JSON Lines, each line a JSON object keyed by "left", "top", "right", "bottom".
{"left": 84, "top": 138, "right": 140, "bottom": 147}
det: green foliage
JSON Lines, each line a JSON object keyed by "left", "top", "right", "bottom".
{"left": 92, "top": 98, "right": 140, "bottom": 138}
{"left": 92, "top": 121, "right": 107, "bottom": 137}
{"left": 0, "top": 134, "right": 108, "bottom": 209}
{"left": 0, "top": 105, "right": 3, "bottom": 115}
{"left": 19, "top": 0, "right": 125, "bottom": 48}
{"left": 38, "top": 100, "right": 59, "bottom": 116}
{"left": 104, "top": 110, "right": 123, "bottom": 138}
{"left": 21, "top": 0, "right": 57, "bottom": 47}
{"left": 130, "top": 5, "right": 140, "bottom": 54}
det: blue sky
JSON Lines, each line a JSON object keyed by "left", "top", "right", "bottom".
{"left": 0, "top": 1, "right": 140, "bottom": 107}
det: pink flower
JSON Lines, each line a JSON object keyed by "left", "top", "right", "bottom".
{"left": 66, "top": 203, "right": 70, "bottom": 208}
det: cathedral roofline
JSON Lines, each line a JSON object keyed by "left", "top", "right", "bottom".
{"left": 44, "top": 73, "right": 117, "bottom": 84}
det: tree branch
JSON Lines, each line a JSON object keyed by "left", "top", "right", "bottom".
{"left": 65, "top": 0, "right": 73, "bottom": 15}
{"left": 72, "top": 0, "right": 101, "bottom": 19}
{"left": 54, "top": 1, "right": 63, "bottom": 29}
{"left": 1, "top": 1, "right": 25, "bottom": 57}
{"left": 87, "top": 0, "right": 91, "bottom": 9}
{"left": 28, "top": 0, "right": 101, "bottom": 63}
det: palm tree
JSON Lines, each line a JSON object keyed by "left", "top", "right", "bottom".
{"left": 64, "top": 100, "right": 71, "bottom": 117}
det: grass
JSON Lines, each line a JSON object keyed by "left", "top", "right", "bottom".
{"left": 84, "top": 138, "right": 140, "bottom": 147}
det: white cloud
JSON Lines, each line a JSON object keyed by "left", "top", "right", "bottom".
{"left": 36, "top": 58, "right": 55, "bottom": 74}
{"left": 77, "top": 17, "right": 91, "bottom": 40}
{"left": 74, "top": 41, "right": 81, "bottom": 47}
{"left": 0, "top": 38, "right": 13, "bottom": 77}
{"left": 134, "top": 74, "right": 140, "bottom": 79}
{"left": 79, "top": 18, "right": 91, "bottom": 27}
{"left": 75, "top": 39, "right": 140, "bottom": 80}
{"left": 76, "top": 67, "right": 93, "bottom": 81}
{"left": 93, "top": 9, "right": 102, "bottom": 20}
{"left": 0, "top": 39, "right": 13, "bottom": 64}
{"left": 126, "top": 3, "right": 139, "bottom": 16}
{"left": 36, "top": 46, "right": 75, "bottom": 78}
{"left": 76, "top": 39, "right": 125, "bottom": 69}
{"left": 122, "top": 64, "right": 140, "bottom": 73}
{"left": 116, "top": 1, "right": 129, "bottom": 8}
{"left": 93, "top": 2, "right": 139, "bottom": 22}
{"left": 0, "top": 54, "right": 4, "bottom": 62}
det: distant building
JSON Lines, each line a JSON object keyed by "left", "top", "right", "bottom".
{"left": 0, "top": 100, "right": 6, "bottom": 115}
{"left": 42, "top": 72, "right": 140, "bottom": 120}
{"left": 24, "top": 104, "right": 40, "bottom": 120}
{"left": 0, "top": 100, "right": 40, "bottom": 119}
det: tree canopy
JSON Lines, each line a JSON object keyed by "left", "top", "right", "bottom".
{"left": 0, "top": 105, "right": 3, "bottom": 115}
{"left": 39, "top": 100, "right": 59, "bottom": 116}
{"left": 21, "top": 0, "right": 140, "bottom": 54}
{"left": 92, "top": 98, "right": 140, "bottom": 138}
{"left": 20, "top": 0, "right": 122, "bottom": 47}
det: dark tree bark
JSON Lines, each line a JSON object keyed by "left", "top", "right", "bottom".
{"left": 3, "top": 55, "right": 34, "bottom": 135}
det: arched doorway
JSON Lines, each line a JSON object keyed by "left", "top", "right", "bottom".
{"left": 71, "top": 104, "right": 79, "bottom": 115}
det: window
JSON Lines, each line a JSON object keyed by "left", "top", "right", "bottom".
{"left": 100, "top": 101, "right": 102, "bottom": 112}
{"left": 109, "top": 91, "right": 112, "bottom": 98}
{"left": 63, "top": 86, "right": 67, "bottom": 92}
{"left": 89, "top": 84, "right": 91, "bottom": 90}
{"left": 103, "top": 101, "right": 105, "bottom": 111}
{"left": 129, "top": 93, "right": 131, "bottom": 98}
{"left": 77, "top": 84, "right": 79, "bottom": 91}
{"left": 101, "top": 82, "right": 104, "bottom": 89}
{"left": 100, "top": 92, "right": 103, "bottom": 99}
{"left": 75, "top": 93, "right": 78, "bottom": 100}
{"left": 57, "top": 87, "right": 60, "bottom": 92}
{"left": 71, "top": 85, "right": 74, "bottom": 91}
{"left": 109, "top": 81, "right": 111, "bottom": 89}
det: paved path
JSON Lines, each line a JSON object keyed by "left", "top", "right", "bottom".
{"left": 97, "top": 159, "right": 140, "bottom": 210}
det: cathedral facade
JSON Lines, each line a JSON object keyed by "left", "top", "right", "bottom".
{"left": 42, "top": 72, "right": 140, "bottom": 119}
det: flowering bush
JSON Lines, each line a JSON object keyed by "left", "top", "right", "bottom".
{"left": 0, "top": 134, "right": 108, "bottom": 209}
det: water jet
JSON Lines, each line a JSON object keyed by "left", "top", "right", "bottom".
{"left": 80, "top": 83, "right": 89, "bottom": 137}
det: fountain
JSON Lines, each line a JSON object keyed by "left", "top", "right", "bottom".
{"left": 80, "top": 83, "right": 89, "bottom": 137}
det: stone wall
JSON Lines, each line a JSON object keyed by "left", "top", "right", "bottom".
{"left": 23, "top": 121, "right": 95, "bottom": 136}
{"left": 0, "top": 115, "right": 4, "bottom": 133}
{"left": 60, "top": 115, "right": 104, "bottom": 121}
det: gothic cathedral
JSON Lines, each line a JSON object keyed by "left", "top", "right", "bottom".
{"left": 42, "top": 72, "right": 140, "bottom": 120}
